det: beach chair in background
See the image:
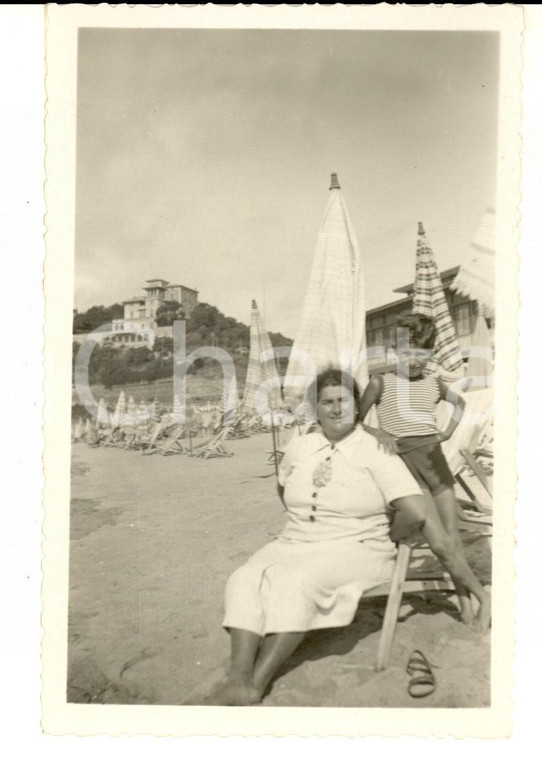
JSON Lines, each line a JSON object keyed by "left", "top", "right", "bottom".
{"left": 190, "top": 427, "right": 233, "bottom": 459}
{"left": 438, "top": 387, "right": 494, "bottom": 530}
{"left": 142, "top": 418, "right": 187, "bottom": 456}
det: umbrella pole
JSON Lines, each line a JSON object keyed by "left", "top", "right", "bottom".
{"left": 270, "top": 410, "right": 279, "bottom": 479}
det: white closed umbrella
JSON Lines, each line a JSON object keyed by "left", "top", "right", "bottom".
{"left": 97, "top": 397, "right": 110, "bottom": 428}
{"left": 111, "top": 390, "right": 126, "bottom": 429}
{"left": 466, "top": 315, "right": 493, "bottom": 390}
{"left": 242, "top": 299, "right": 283, "bottom": 417}
{"left": 283, "top": 174, "right": 369, "bottom": 409}
{"left": 451, "top": 207, "right": 495, "bottom": 316}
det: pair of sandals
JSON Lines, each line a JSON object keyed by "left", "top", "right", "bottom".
{"left": 406, "top": 649, "right": 436, "bottom": 698}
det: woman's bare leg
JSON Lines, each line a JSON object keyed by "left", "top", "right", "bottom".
{"left": 421, "top": 502, "right": 491, "bottom": 633}
{"left": 252, "top": 632, "right": 306, "bottom": 698}
{"left": 204, "top": 628, "right": 262, "bottom": 705}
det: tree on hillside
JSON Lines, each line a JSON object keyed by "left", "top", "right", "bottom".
{"left": 73, "top": 304, "right": 124, "bottom": 334}
{"left": 153, "top": 336, "right": 174, "bottom": 356}
{"left": 155, "top": 300, "right": 186, "bottom": 327}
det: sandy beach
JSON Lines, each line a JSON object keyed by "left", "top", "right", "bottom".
{"left": 68, "top": 431, "right": 491, "bottom": 708}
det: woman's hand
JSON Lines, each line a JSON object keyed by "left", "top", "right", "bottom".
{"left": 372, "top": 429, "right": 398, "bottom": 455}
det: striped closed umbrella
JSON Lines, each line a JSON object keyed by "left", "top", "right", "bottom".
{"left": 283, "top": 174, "right": 369, "bottom": 409}
{"left": 242, "top": 299, "right": 283, "bottom": 416}
{"left": 173, "top": 394, "right": 184, "bottom": 423}
{"left": 137, "top": 399, "right": 149, "bottom": 427}
{"left": 151, "top": 399, "right": 162, "bottom": 423}
{"left": 412, "top": 222, "right": 464, "bottom": 376}
{"left": 124, "top": 395, "right": 137, "bottom": 428}
{"left": 451, "top": 207, "right": 495, "bottom": 316}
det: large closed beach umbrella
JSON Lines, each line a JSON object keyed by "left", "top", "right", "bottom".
{"left": 283, "top": 174, "right": 369, "bottom": 408}
{"left": 413, "top": 222, "right": 464, "bottom": 377}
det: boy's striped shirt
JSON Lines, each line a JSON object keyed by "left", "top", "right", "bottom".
{"left": 376, "top": 373, "right": 444, "bottom": 438}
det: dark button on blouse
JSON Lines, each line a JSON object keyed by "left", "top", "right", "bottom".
{"left": 309, "top": 515, "right": 316, "bottom": 522}
{"left": 311, "top": 505, "right": 317, "bottom": 511}
{"left": 330, "top": 444, "right": 335, "bottom": 450}
{"left": 312, "top": 492, "right": 317, "bottom": 498}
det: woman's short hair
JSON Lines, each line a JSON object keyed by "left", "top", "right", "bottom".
{"left": 395, "top": 313, "right": 437, "bottom": 350}
{"left": 305, "top": 366, "right": 361, "bottom": 417}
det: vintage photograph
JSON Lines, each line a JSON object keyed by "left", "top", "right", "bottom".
{"left": 42, "top": 4, "right": 522, "bottom": 738}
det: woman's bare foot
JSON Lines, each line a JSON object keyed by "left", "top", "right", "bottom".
{"left": 203, "top": 676, "right": 262, "bottom": 706}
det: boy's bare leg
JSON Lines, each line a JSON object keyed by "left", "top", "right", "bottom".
{"left": 252, "top": 631, "right": 306, "bottom": 699}
{"left": 420, "top": 501, "right": 491, "bottom": 633}
{"left": 204, "top": 628, "right": 262, "bottom": 705}
{"left": 430, "top": 487, "right": 474, "bottom": 625}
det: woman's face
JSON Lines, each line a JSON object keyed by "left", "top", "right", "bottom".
{"left": 317, "top": 384, "right": 357, "bottom": 441}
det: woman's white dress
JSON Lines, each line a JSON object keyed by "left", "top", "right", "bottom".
{"left": 223, "top": 426, "right": 422, "bottom": 635}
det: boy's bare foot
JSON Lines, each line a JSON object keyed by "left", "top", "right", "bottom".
{"left": 457, "top": 593, "right": 474, "bottom": 628}
{"left": 473, "top": 587, "right": 492, "bottom": 634}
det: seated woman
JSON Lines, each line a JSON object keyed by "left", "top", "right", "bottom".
{"left": 205, "top": 368, "right": 489, "bottom": 706}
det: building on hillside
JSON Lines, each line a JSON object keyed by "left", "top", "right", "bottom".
{"left": 365, "top": 266, "right": 494, "bottom": 373}
{"left": 108, "top": 278, "right": 199, "bottom": 346}
{"left": 73, "top": 279, "right": 199, "bottom": 349}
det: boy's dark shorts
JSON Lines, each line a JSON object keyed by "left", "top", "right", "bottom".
{"left": 396, "top": 435, "right": 455, "bottom": 496}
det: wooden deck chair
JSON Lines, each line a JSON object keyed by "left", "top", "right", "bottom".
{"left": 141, "top": 417, "right": 171, "bottom": 455}
{"left": 150, "top": 423, "right": 187, "bottom": 456}
{"left": 437, "top": 387, "right": 493, "bottom": 519}
{"left": 100, "top": 426, "right": 125, "bottom": 448}
{"left": 460, "top": 449, "right": 493, "bottom": 498}
{"left": 190, "top": 428, "right": 233, "bottom": 459}
{"left": 366, "top": 540, "right": 457, "bottom": 671}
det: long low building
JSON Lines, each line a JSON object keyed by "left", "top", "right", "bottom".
{"left": 365, "top": 266, "right": 494, "bottom": 373}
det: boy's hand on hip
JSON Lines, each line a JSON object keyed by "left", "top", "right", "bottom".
{"left": 374, "top": 429, "right": 398, "bottom": 454}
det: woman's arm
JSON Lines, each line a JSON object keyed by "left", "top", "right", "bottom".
{"left": 388, "top": 494, "right": 428, "bottom": 542}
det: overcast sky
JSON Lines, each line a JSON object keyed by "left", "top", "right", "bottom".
{"left": 74, "top": 29, "right": 498, "bottom": 338}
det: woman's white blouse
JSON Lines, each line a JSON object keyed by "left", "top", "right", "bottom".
{"left": 277, "top": 426, "right": 422, "bottom": 543}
